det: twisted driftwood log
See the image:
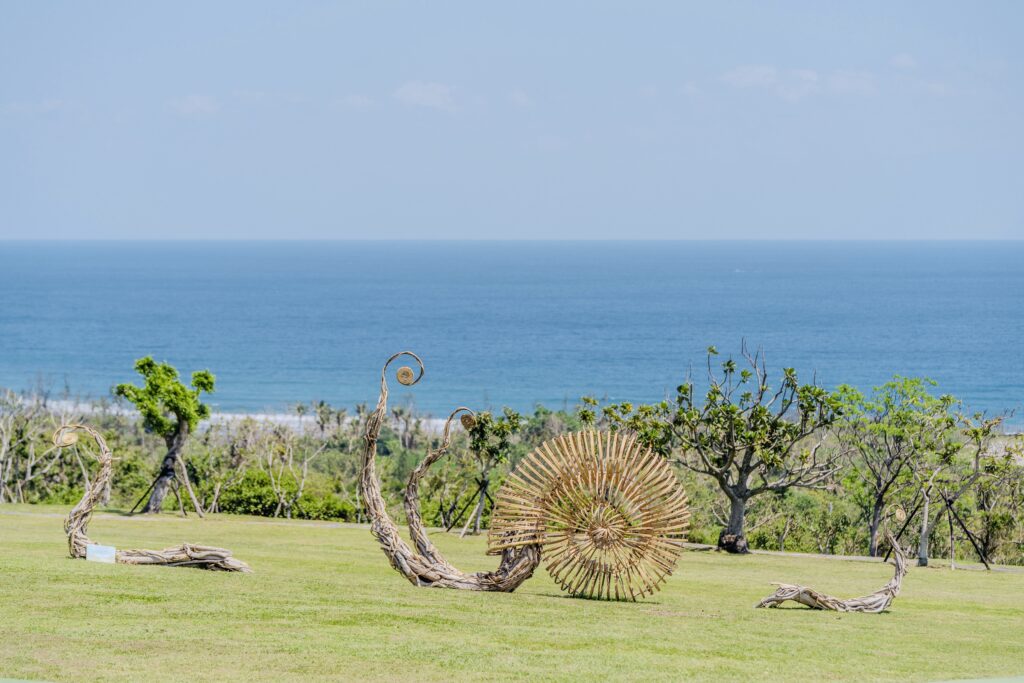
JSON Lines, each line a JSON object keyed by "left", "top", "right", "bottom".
{"left": 56, "top": 424, "right": 251, "bottom": 572}
{"left": 359, "top": 352, "right": 540, "bottom": 590}
{"left": 488, "top": 430, "right": 690, "bottom": 601}
{"left": 755, "top": 531, "right": 907, "bottom": 612}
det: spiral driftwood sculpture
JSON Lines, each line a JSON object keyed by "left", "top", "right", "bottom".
{"left": 488, "top": 431, "right": 690, "bottom": 600}
{"left": 56, "top": 424, "right": 251, "bottom": 572}
{"left": 755, "top": 531, "right": 907, "bottom": 612}
{"left": 359, "top": 352, "right": 540, "bottom": 591}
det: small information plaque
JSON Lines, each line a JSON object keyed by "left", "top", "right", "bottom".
{"left": 85, "top": 544, "right": 116, "bottom": 564}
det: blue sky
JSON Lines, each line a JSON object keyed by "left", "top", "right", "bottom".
{"left": 1, "top": 2, "right": 1021, "bottom": 239}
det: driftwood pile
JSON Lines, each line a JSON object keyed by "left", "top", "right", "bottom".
{"left": 55, "top": 423, "right": 251, "bottom": 572}
{"left": 755, "top": 531, "right": 907, "bottom": 612}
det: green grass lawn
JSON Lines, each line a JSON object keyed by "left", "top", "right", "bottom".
{"left": 1, "top": 505, "right": 1022, "bottom": 682}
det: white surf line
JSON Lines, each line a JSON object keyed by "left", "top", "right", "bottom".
{"left": 42, "top": 399, "right": 451, "bottom": 433}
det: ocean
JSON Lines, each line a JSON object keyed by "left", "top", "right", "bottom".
{"left": 0, "top": 241, "right": 1021, "bottom": 425}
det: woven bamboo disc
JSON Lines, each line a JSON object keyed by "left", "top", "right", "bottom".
{"left": 488, "top": 430, "right": 689, "bottom": 600}
{"left": 396, "top": 366, "right": 416, "bottom": 386}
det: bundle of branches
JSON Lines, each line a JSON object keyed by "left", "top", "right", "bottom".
{"left": 755, "top": 530, "right": 907, "bottom": 612}
{"left": 56, "top": 424, "right": 251, "bottom": 572}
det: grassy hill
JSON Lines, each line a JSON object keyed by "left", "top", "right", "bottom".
{"left": 1, "top": 505, "right": 1022, "bottom": 682}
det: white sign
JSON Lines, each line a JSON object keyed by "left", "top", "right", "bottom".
{"left": 85, "top": 544, "right": 116, "bottom": 564}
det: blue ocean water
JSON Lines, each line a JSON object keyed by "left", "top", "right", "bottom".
{"left": 0, "top": 241, "right": 1021, "bottom": 424}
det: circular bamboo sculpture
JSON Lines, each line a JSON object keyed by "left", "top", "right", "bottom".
{"left": 56, "top": 424, "right": 251, "bottom": 572}
{"left": 359, "top": 352, "right": 541, "bottom": 590}
{"left": 755, "top": 530, "right": 908, "bottom": 612}
{"left": 488, "top": 431, "right": 691, "bottom": 600}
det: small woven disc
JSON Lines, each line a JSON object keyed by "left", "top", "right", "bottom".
{"left": 396, "top": 366, "right": 416, "bottom": 386}
{"left": 55, "top": 430, "right": 79, "bottom": 447}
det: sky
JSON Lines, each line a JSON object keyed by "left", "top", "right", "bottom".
{"left": 1, "top": 2, "right": 1021, "bottom": 240}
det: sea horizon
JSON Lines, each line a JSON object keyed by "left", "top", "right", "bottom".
{"left": 1, "top": 239, "right": 1021, "bottom": 425}
{"left": 3, "top": 237, "right": 1022, "bottom": 243}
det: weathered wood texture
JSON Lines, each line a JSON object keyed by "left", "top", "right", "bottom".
{"left": 755, "top": 531, "right": 908, "bottom": 612}
{"left": 55, "top": 424, "right": 251, "bottom": 572}
{"left": 359, "top": 352, "right": 541, "bottom": 591}
{"left": 488, "top": 430, "right": 691, "bottom": 600}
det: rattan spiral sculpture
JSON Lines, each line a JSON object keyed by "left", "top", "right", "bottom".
{"left": 55, "top": 423, "right": 251, "bottom": 572}
{"left": 488, "top": 430, "right": 691, "bottom": 600}
{"left": 360, "top": 352, "right": 690, "bottom": 600}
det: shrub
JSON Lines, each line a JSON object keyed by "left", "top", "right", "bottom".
{"left": 295, "top": 493, "right": 356, "bottom": 522}
{"left": 218, "top": 470, "right": 280, "bottom": 517}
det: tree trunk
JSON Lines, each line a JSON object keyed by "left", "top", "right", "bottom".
{"left": 867, "top": 500, "right": 884, "bottom": 557}
{"left": 460, "top": 477, "right": 489, "bottom": 538}
{"left": 718, "top": 494, "right": 749, "bottom": 553}
{"left": 208, "top": 482, "right": 222, "bottom": 514}
{"left": 473, "top": 476, "right": 489, "bottom": 534}
{"left": 777, "top": 518, "right": 791, "bottom": 551}
{"left": 948, "top": 509, "right": 956, "bottom": 570}
{"left": 917, "top": 491, "right": 931, "bottom": 567}
{"left": 175, "top": 451, "right": 205, "bottom": 518}
{"left": 141, "top": 425, "right": 188, "bottom": 514}
{"left": 100, "top": 470, "right": 112, "bottom": 506}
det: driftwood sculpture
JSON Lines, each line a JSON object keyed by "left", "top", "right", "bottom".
{"left": 755, "top": 531, "right": 907, "bottom": 612}
{"left": 55, "top": 424, "right": 251, "bottom": 572}
{"left": 360, "top": 352, "right": 691, "bottom": 600}
{"left": 488, "top": 431, "right": 691, "bottom": 600}
{"left": 360, "top": 352, "right": 541, "bottom": 590}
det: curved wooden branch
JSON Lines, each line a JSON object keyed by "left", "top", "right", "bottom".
{"left": 359, "top": 352, "right": 540, "bottom": 591}
{"left": 56, "top": 424, "right": 251, "bottom": 572}
{"left": 403, "top": 406, "right": 475, "bottom": 566}
{"left": 755, "top": 531, "right": 907, "bottom": 612}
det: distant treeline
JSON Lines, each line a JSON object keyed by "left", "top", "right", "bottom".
{"left": 1, "top": 350, "right": 1021, "bottom": 565}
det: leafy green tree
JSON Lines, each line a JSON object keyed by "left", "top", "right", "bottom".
{"left": 971, "top": 450, "right": 1024, "bottom": 564}
{"left": 835, "top": 377, "right": 959, "bottom": 556}
{"left": 911, "top": 409, "right": 1011, "bottom": 566}
{"left": 459, "top": 408, "right": 523, "bottom": 536}
{"left": 115, "top": 356, "right": 215, "bottom": 514}
{"left": 583, "top": 344, "right": 841, "bottom": 553}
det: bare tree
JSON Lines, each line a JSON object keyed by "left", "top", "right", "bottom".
{"left": 0, "top": 391, "right": 65, "bottom": 503}
{"left": 200, "top": 419, "right": 259, "bottom": 514}
{"left": 258, "top": 424, "right": 326, "bottom": 519}
{"left": 391, "top": 405, "right": 424, "bottom": 450}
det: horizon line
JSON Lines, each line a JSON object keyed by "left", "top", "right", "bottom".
{"left": 2, "top": 237, "right": 1023, "bottom": 243}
